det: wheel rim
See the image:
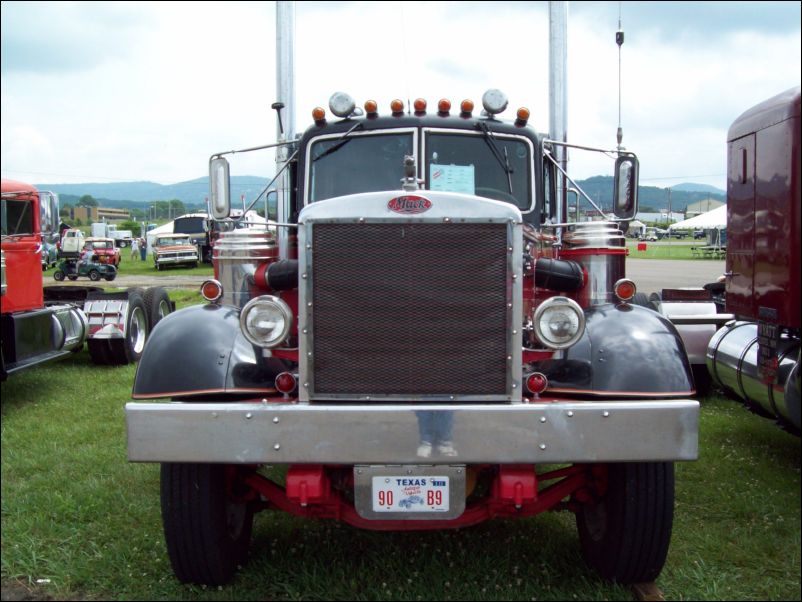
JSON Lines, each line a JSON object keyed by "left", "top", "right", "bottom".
{"left": 129, "top": 307, "right": 148, "bottom": 354}
{"left": 157, "top": 299, "right": 170, "bottom": 320}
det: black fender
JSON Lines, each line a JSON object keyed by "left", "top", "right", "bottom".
{"left": 535, "top": 303, "right": 694, "bottom": 397}
{"left": 132, "top": 304, "right": 287, "bottom": 399}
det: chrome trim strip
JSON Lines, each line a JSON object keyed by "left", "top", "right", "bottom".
{"left": 126, "top": 400, "right": 699, "bottom": 464}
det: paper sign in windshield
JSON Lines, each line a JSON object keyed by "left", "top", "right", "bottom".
{"left": 429, "top": 164, "right": 475, "bottom": 195}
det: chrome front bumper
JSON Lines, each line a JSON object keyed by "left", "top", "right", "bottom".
{"left": 126, "top": 400, "right": 699, "bottom": 464}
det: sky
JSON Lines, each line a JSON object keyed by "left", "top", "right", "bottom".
{"left": 1, "top": 1, "right": 800, "bottom": 192}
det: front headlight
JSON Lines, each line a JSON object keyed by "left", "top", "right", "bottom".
{"left": 240, "top": 295, "right": 293, "bottom": 348}
{"left": 533, "top": 297, "right": 585, "bottom": 350}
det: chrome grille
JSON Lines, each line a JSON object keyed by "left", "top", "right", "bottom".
{"left": 308, "top": 222, "right": 510, "bottom": 398}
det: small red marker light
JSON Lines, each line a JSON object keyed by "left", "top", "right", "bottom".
{"left": 275, "top": 372, "right": 297, "bottom": 394}
{"left": 364, "top": 100, "right": 378, "bottom": 114}
{"left": 526, "top": 372, "right": 549, "bottom": 395}
{"left": 460, "top": 99, "right": 474, "bottom": 115}
{"left": 438, "top": 98, "right": 451, "bottom": 114}
{"left": 390, "top": 99, "right": 405, "bottom": 114}
{"left": 413, "top": 98, "right": 427, "bottom": 113}
{"left": 200, "top": 279, "right": 223, "bottom": 302}
{"left": 614, "top": 279, "right": 637, "bottom": 302}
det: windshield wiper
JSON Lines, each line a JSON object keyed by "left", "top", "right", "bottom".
{"left": 477, "top": 122, "right": 514, "bottom": 194}
{"left": 312, "top": 122, "right": 363, "bottom": 162}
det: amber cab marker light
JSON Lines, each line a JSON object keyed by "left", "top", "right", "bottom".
{"left": 460, "top": 99, "right": 474, "bottom": 115}
{"left": 413, "top": 98, "right": 427, "bottom": 113}
{"left": 614, "top": 278, "right": 637, "bottom": 302}
{"left": 516, "top": 107, "right": 531, "bottom": 125}
{"left": 364, "top": 100, "right": 378, "bottom": 115}
{"left": 390, "top": 99, "right": 405, "bottom": 114}
{"left": 438, "top": 98, "right": 451, "bottom": 114}
{"left": 312, "top": 107, "right": 326, "bottom": 122}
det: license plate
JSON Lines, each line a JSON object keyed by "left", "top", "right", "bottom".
{"left": 354, "top": 465, "right": 466, "bottom": 520}
{"left": 372, "top": 475, "right": 450, "bottom": 513}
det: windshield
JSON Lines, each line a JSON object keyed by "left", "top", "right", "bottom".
{"left": 1, "top": 198, "right": 34, "bottom": 236}
{"left": 425, "top": 132, "right": 532, "bottom": 210}
{"left": 308, "top": 132, "right": 414, "bottom": 202}
{"left": 156, "top": 237, "right": 190, "bottom": 246}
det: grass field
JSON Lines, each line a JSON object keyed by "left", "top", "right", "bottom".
{"left": 625, "top": 240, "right": 715, "bottom": 261}
{"left": 2, "top": 289, "right": 799, "bottom": 601}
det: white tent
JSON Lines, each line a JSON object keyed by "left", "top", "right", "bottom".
{"left": 669, "top": 204, "right": 727, "bottom": 230}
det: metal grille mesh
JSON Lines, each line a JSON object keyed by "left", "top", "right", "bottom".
{"left": 311, "top": 223, "right": 509, "bottom": 396}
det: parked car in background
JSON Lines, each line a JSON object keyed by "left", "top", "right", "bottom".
{"left": 84, "top": 237, "right": 121, "bottom": 267}
{"left": 40, "top": 240, "right": 58, "bottom": 269}
{"left": 664, "top": 230, "right": 687, "bottom": 239}
{"left": 152, "top": 233, "right": 199, "bottom": 271}
{"left": 693, "top": 230, "right": 706, "bottom": 239}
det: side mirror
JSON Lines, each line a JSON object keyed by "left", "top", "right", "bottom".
{"left": 209, "top": 157, "right": 231, "bottom": 220}
{"left": 613, "top": 155, "right": 638, "bottom": 220}
{"left": 39, "top": 191, "right": 60, "bottom": 237}
{"left": 266, "top": 190, "right": 278, "bottom": 222}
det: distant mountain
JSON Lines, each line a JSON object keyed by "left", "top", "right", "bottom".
{"left": 38, "top": 175, "right": 725, "bottom": 214}
{"left": 670, "top": 182, "right": 726, "bottom": 195}
{"left": 575, "top": 176, "right": 725, "bottom": 212}
{"left": 37, "top": 176, "right": 271, "bottom": 208}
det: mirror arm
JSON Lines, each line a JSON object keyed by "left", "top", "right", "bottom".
{"left": 236, "top": 148, "right": 299, "bottom": 225}
{"left": 543, "top": 151, "right": 607, "bottom": 218}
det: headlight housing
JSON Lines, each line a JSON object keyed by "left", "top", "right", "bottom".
{"left": 533, "top": 297, "right": 585, "bottom": 350}
{"left": 240, "top": 295, "right": 293, "bottom": 348}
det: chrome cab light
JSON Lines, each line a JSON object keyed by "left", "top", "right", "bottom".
{"left": 329, "top": 92, "right": 356, "bottom": 118}
{"left": 240, "top": 295, "right": 293, "bottom": 348}
{"left": 482, "top": 89, "right": 509, "bottom": 115}
{"left": 533, "top": 296, "right": 585, "bottom": 350}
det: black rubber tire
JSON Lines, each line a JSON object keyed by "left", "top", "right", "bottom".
{"left": 692, "top": 365, "right": 712, "bottom": 398}
{"left": 105, "top": 275, "right": 116, "bottom": 281}
{"left": 143, "top": 287, "right": 172, "bottom": 331}
{"left": 119, "top": 240, "right": 128, "bottom": 248}
{"left": 648, "top": 291, "right": 663, "bottom": 312}
{"left": 576, "top": 462, "right": 674, "bottom": 584}
{"left": 107, "top": 290, "right": 149, "bottom": 365}
{"left": 88, "top": 270, "right": 101, "bottom": 282}
{"left": 161, "top": 463, "right": 254, "bottom": 586}
{"left": 53, "top": 271, "right": 65, "bottom": 282}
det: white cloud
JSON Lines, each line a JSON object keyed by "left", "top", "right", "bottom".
{"left": 1, "top": 0, "right": 800, "bottom": 192}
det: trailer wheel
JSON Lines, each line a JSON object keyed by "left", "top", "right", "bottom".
{"left": 576, "top": 462, "right": 674, "bottom": 584}
{"left": 161, "top": 463, "right": 254, "bottom": 585}
{"left": 107, "top": 290, "right": 148, "bottom": 364}
{"left": 53, "top": 270, "right": 66, "bottom": 281}
{"left": 143, "top": 287, "right": 172, "bottom": 330}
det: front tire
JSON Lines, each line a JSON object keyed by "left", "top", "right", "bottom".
{"left": 576, "top": 462, "right": 674, "bottom": 584}
{"left": 53, "top": 270, "right": 65, "bottom": 281}
{"left": 161, "top": 463, "right": 254, "bottom": 585}
{"left": 88, "top": 270, "right": 101, "bottom": 281}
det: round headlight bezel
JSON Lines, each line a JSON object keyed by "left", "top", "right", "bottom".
{"left": 532, "top": 296, "right": 586, "bottom": 350}
{"left": 239, "top": 295, "right": 293, "bottom": 349}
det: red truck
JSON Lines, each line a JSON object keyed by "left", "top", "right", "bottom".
{"left": 708, "top": 88, "right": 800, "bottom": 432}
{"left": 651, "top": 87, "right": 800, "bottom": 434}
{"left": 1, "top": 178, "right": 171, "bottom": 377}
{"left": 126, "top": 89, "right": 699, "bottom": 586}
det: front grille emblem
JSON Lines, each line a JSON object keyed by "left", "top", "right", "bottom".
{"left": 387, "top": 195, "right": 432, "bottom": 215}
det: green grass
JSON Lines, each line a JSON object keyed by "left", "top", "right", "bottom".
{"left": 625, "top": 240, "right": 723, "bottom": 261}
{"left": 113, "top": 248, "right": 215, "bottom": 277}
{"left": 2, "top": 322, "right": 799, "bottom": 600}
